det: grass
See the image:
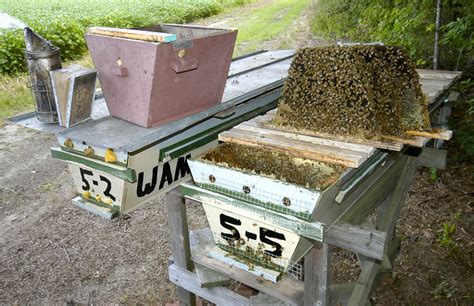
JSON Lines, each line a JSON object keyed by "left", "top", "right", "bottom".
{"left": 232, "top": 0, "right": 311, "bottom": 53}
{"left": 0, "top": 75, "right": 31, "bottom": 121}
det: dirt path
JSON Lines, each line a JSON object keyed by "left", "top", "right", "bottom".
{"left": 1, "top": 0, "right": 473, "bottom": 304}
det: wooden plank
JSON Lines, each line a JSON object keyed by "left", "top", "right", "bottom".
{"left": 405, "top": 129, "right": 452, "bottom": 140}
{"left": 250, "top": 292, "right": 291, "bottom": 305}
{"left": 417, "top": 69, "right": 462, "bottom": 105}
{"left": 418, "top": 147, "right": 447, "bottom": 169}
{"left": 237, "top": 120, "right": 376, "bottom": 154}
{"left": 304, "top": 242, "right": 330, "bottom": 306}
{"left": 87, "top": 27, "right": 177, "bottom": 43}
{"left": 166, "top": 189, "right": 196, "bottom": 306}
{"left": 195, "top": 263, "right": 231, "bottom": 288}
{"left": 382, "top": 135, "right": 428, "bottom": 147}
{"left": 219, "top": 129, "right": 368, "bottom": 168}
{"left": 417, "top": 69, "right": 461, "bottom": 80}
{"left": 324, "top": 221, "right": 387, "bottom": 261}
{"left": 255, "top": 119, "right": 403, "bottom": 152}
{"left": 168, "top": 264, "right": 250, "bottom": 306}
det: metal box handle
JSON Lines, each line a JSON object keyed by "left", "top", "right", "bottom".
{"left": 169, "top": 56, "right": 199, "bottom": 73}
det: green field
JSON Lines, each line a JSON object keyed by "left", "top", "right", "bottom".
{"left": 0, "top": 0, "right": 246, "bottom": 75}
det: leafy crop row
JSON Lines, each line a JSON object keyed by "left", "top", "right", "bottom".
{"left": 0, "top": 0, "right": 245, "bottom": 75}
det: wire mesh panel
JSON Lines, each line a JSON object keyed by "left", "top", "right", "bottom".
{"left": 188, "top": 159, "right": 321, "bottom": 221}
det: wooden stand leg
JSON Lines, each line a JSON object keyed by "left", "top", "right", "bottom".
{"left": 304, "top": 242, "right": 330, "bottom": 306}
{"left": 378, "top": 155, "right": 419, "bottom": 236}
{"left": 167, "top": 188, "right": 196, "bottom": 306}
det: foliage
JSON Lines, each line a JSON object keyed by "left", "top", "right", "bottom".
{"left": 437, "top": 222, "right": 457, "bottom": 250}
{"left": 429, "top": 168, "right": 438, "bottom": 181}
{"left": 436, "top": 215, "right": 474, "bottom": 268}
{"left": 311, "top": 0, "right": 474, "bottom": 69}
{"left": 0, "top": 0, "right": 243, "bottom": 75}
{"left": 450, "top": 78, "right": 474, "bottom": 160}
{"left": 432, "top": 280, "right": 458, "bottom": 302}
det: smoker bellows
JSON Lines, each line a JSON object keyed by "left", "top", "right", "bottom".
{"left": 273, "top": 45, "right": 431, "bottom": 139}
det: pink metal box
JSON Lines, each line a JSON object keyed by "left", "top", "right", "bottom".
{"left": 86, "top": 24, "right": 237, "bottom": 127}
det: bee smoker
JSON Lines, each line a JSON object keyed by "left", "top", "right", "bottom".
{"left": 24, "top": 27, "right": 62, "bottom": 123}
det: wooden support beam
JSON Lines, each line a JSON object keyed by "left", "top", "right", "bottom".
{"left": 378, "top": 155, "right": 419, "bottom": 236}
{"left": 168, "top": 264, "right": 250, "bottom": 306}
{"left": 418, "top": 147, "right": 447, "bottom": 169}
{"left": 166, "top": 189, "right": 196, "bottom": 306}
{"left": 338, "top": 156, "right": 404, "bottom": 226}
{"left": 325, "top": 221, "right": 387, "bottom": 261}
{"left": 348, "top": 256, "right": 380, "bottom": 306}
{"left": 370, "top": 236, "right": 401, "bottom": 298}
{"left": 304, "top": 242, "right": 330, "bottom": 306}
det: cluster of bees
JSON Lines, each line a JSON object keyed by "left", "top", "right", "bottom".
{"left": 273, "top": 45, "right": 432, "bottom": 139}
{"left": 220, "top": 239, "right": 284, "bottom": 273}
{"left": 201, "top": 143, "right": 345, "bottom": 189}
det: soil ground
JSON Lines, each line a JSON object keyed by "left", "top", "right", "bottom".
{"left": 0, "top": 0, "right": 473, "bottom": 304}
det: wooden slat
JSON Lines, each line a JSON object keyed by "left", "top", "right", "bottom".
{"left": 405, "top": 129, "right": 452, "bottom": 140}
{"left": 254, "top": 118, "right": 403, "bottom": 151}
{"left": 250, "top": 292, "right": 290, "bottom": 305}
{"left": 168, "top": 264, "right": 250, "bottom": 306}
{"left": 237, "top": 121, "right": 375, "bottom": 154}
{"left": 88, "top": 27, "right": 177, "bottom": 43}
{"left": 417, "top": 69, "right": 462, "bottom": 104}
{"left": 219, "top": 129, "right": 369, "bottom": 168}
{"left": 381, "top": 135, "right": 429, "bottom": 148}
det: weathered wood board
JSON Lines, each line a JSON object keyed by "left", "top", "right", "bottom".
{"left": 219, "top": 122, "right": 376, "bottom": 167}
{"left": 87, "top": 27, "right": 177, "bottom": 43}
{"left": 259, "top": 110, "right": 450, "bottom": 149}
